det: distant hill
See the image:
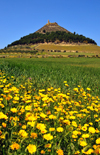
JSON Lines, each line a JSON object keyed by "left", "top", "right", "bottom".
{"left": 7, "top": 21, "right": 97, "bottom": 47}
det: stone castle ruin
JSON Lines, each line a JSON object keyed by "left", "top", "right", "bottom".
{"left": 47, "top": 20, "right": 58, "bottom": 26}
{"left": 36, "top": 20, "right": 70, "bottom": 34}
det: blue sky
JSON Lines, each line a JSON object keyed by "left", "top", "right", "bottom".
{"left": 0, "top": 0, "right": 100, "bottom": 49}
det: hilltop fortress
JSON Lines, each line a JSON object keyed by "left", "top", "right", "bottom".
{"left": 36, "top": 20, "right": 70, "bottom": 34}
{"left": 46, "top": 20, "right": 58, "bottom": 26}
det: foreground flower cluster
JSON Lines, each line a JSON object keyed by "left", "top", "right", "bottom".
{"left": 0, "top": 71, "right": 100, "bottom": 155}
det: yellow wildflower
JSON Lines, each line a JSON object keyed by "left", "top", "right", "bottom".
{"left": 63, "top": 119, "right": 70, "bottom": 125}
{"left": 43, "top": 133, "right": 53, "bottom": 141}
{"left": 36, "top": 123, "right": 46, "bottom": 130}
{"left": 49, "top": 128, "right": 55, "bottom": 132}
{"left": 41, "top": 150, "right": 45, "bottom": 154}
{"left": 10, "top": 108, "right": 18, "bottom": 113}
{"left": 88, "top": 127, "right": 95, "bottom": 134}
{"left": 0, "top": 130, "right": 2, "bottom": 135}
{"left": 96, "top": 138, "right": 100, "bottom": 144}
{"left": 18, "top": 130, "right": 28, "bottom": 138}
{"left": 22, "top": 125, "right": 26, "bottom": 129}
{"left": 56, "top": 149, "right": 64, "bottom": 155}
{"left": 45, "top": 143, "right": 51, "bottom": 148}
{"left": 57, "top": 127, "right": 63, "bottom": 132}
{"left": 81, "top": 126, "right": 87, "bottom": 131}
{"left": 27, "top": 144, "right": 36, "bottom": 154}
{"left": 27, "top": 121, "right": 35, "bottom": 127}
{"left": 40, "top": 112, "right": 47, "bottom": 118}
{"left": 87, "top": 88, "right": 91, "bottom": 91}
{"left": 0, "top": 134, "right": 5, "bottom": 139}
{"left": 74, "top": 150, "right": 80, "bottom": 154}
{"left": 73, "top": 88, "right": 78, "bottom": 92}
{"left": 2, "top": 122, "right": 7, "bottom": 128}
{"left": 0, "top": 112, "right": 8, "bottom": 119}
{"left": 0, "top": 103, "right": 4, "bottom": 108}
{"left": 80, "top": 140, "right": 87, "bottom": 147}
{"left": 30, "top": 133, "right": 37, "bottom": 139}
{"left": 82, "top": 134, "right": 89, "bottom": 138}
{"left": 72, "top": 121, "right": 77, "bottom": 127}
{"left": 85, "top": 149, "right": 94, "bottom": 154}
{"left": 10, "top": 142, "right": 20, "bottom": 150}
{"left": 63, "top": 81, "right": 67, "bottom": 83}
{"left": 49, "top": 114, "right": 56, "bottom": 119}
{"left": 41, "top": 129, "right": 47, "bottom": 134}
{"left": 73, "top": 130, "right": 79, "bottom": 135}
{"left": 25, "top": 105, "right": 32, "bottom": 111}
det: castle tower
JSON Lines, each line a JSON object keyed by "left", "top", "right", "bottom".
{"left": 48, "top": 20, "right": 50, "bottom": 24}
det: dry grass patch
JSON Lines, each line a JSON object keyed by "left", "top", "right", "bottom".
{"left": 36, "top": 44, "right": 100, "bottom": 53}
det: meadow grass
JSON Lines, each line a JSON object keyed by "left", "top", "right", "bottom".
{"left": 0, "top": 57, "right": 100, "bottom": 155}
{"left": 0, "top": 57, "right": 100, "bottom": 97}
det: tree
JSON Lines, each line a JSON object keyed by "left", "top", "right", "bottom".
{"left": 74, "top": 32, "right": 76, "bottom": 35}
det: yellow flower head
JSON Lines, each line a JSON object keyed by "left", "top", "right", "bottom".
{"left": 88, "top": 127, "right": 95, "bottom": 134}
{"left": 57, "top": 127, "right": 64, "bottom": 132}
{"left": 45, "top": 143, "right": 51, "bottom": 148}
{"left": 81, "top": 126, "right": 87, "bottom": 131}
{"left": 80, "top": 140, "right": 87, "bottom": 147}
{"left": 56, "top": 149, "right": 64, "bottom": 155}
{"left": 63, "top": 119, "right": 70, "bottom": 125}
{"left": 73, "top": 130, "right": 79, "bottom": 135}
{"left": 41, "top": 128, "right": 47, "bottom": 134}
{"left": 0, "top": 112, "right": 8, "bottom": 119}
{"left": 18, "top": 130, "right": 28, "bottom": 138}
{"left": 82, "top": 133, "right": 89, "bottom": 138}
{"left": 74, "top": 150, "right": 80, "bottom": 154}
{"left": 49, "top": 127, "right": 55, "bottom": 132}
{"left": 36, "top": 123, "right": 46, "bottom": 130}
{"left": 2, "top": 122, "right": 7, "bottom": 128}
{"left": 85, "top": 149, "right": 94, "bottom": 154}
{"left": 43, "top": 133, "right": 53, "bottom": 141}
{"left": 41, "top": 150, "right": 45, "bottom": 154}
{"left": 0, "top": 103, "right": 4, "bottom": 108}
{"left": 49, "top": 114, "right": 56, "bottom": 119}
{"left": 10, "top": 142, "right": 20, "bottom": 150}
{"left": 87, "top": 87, "right": 91, "bottom": 91}
{"left": 96, "top": 138, "right": 100, "bottom": 144}
{"left": 10, "top": 108, "right": 18, "bottom": 113}
{"left": 73, "top": 88, "right": 78, "bottom": 92}
{"left": 0, "top": 130, "right": 2, "bottom": 135}
{"left": 72, "top": 121, "right": 77, "bottom": 127}
{"left": 30, "top": 132, "right": 37, "bottom": 139}
{"left": 27, "top": 144, "right": 36, "bottom": 154}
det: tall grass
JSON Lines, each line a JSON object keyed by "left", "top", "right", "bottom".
{"left": 0, "top": 58, "right": 100, "bottom": 97}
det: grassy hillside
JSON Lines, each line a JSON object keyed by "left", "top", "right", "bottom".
{"left": 0, "top": 43, "right": 100, "bottom": 58}
{"left": 36, "top": 44, "right": 100, "bottom": 53}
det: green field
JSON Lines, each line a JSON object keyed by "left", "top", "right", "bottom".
{"left": 0, "top": 57, "right": 100, "bottom": 96}
{"left": 0, "top": 57, "right": 100, "bottom": 155}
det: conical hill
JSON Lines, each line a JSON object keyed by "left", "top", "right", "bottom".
{"left": 7, "top": 20, "right": 97, "bottom": 47}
